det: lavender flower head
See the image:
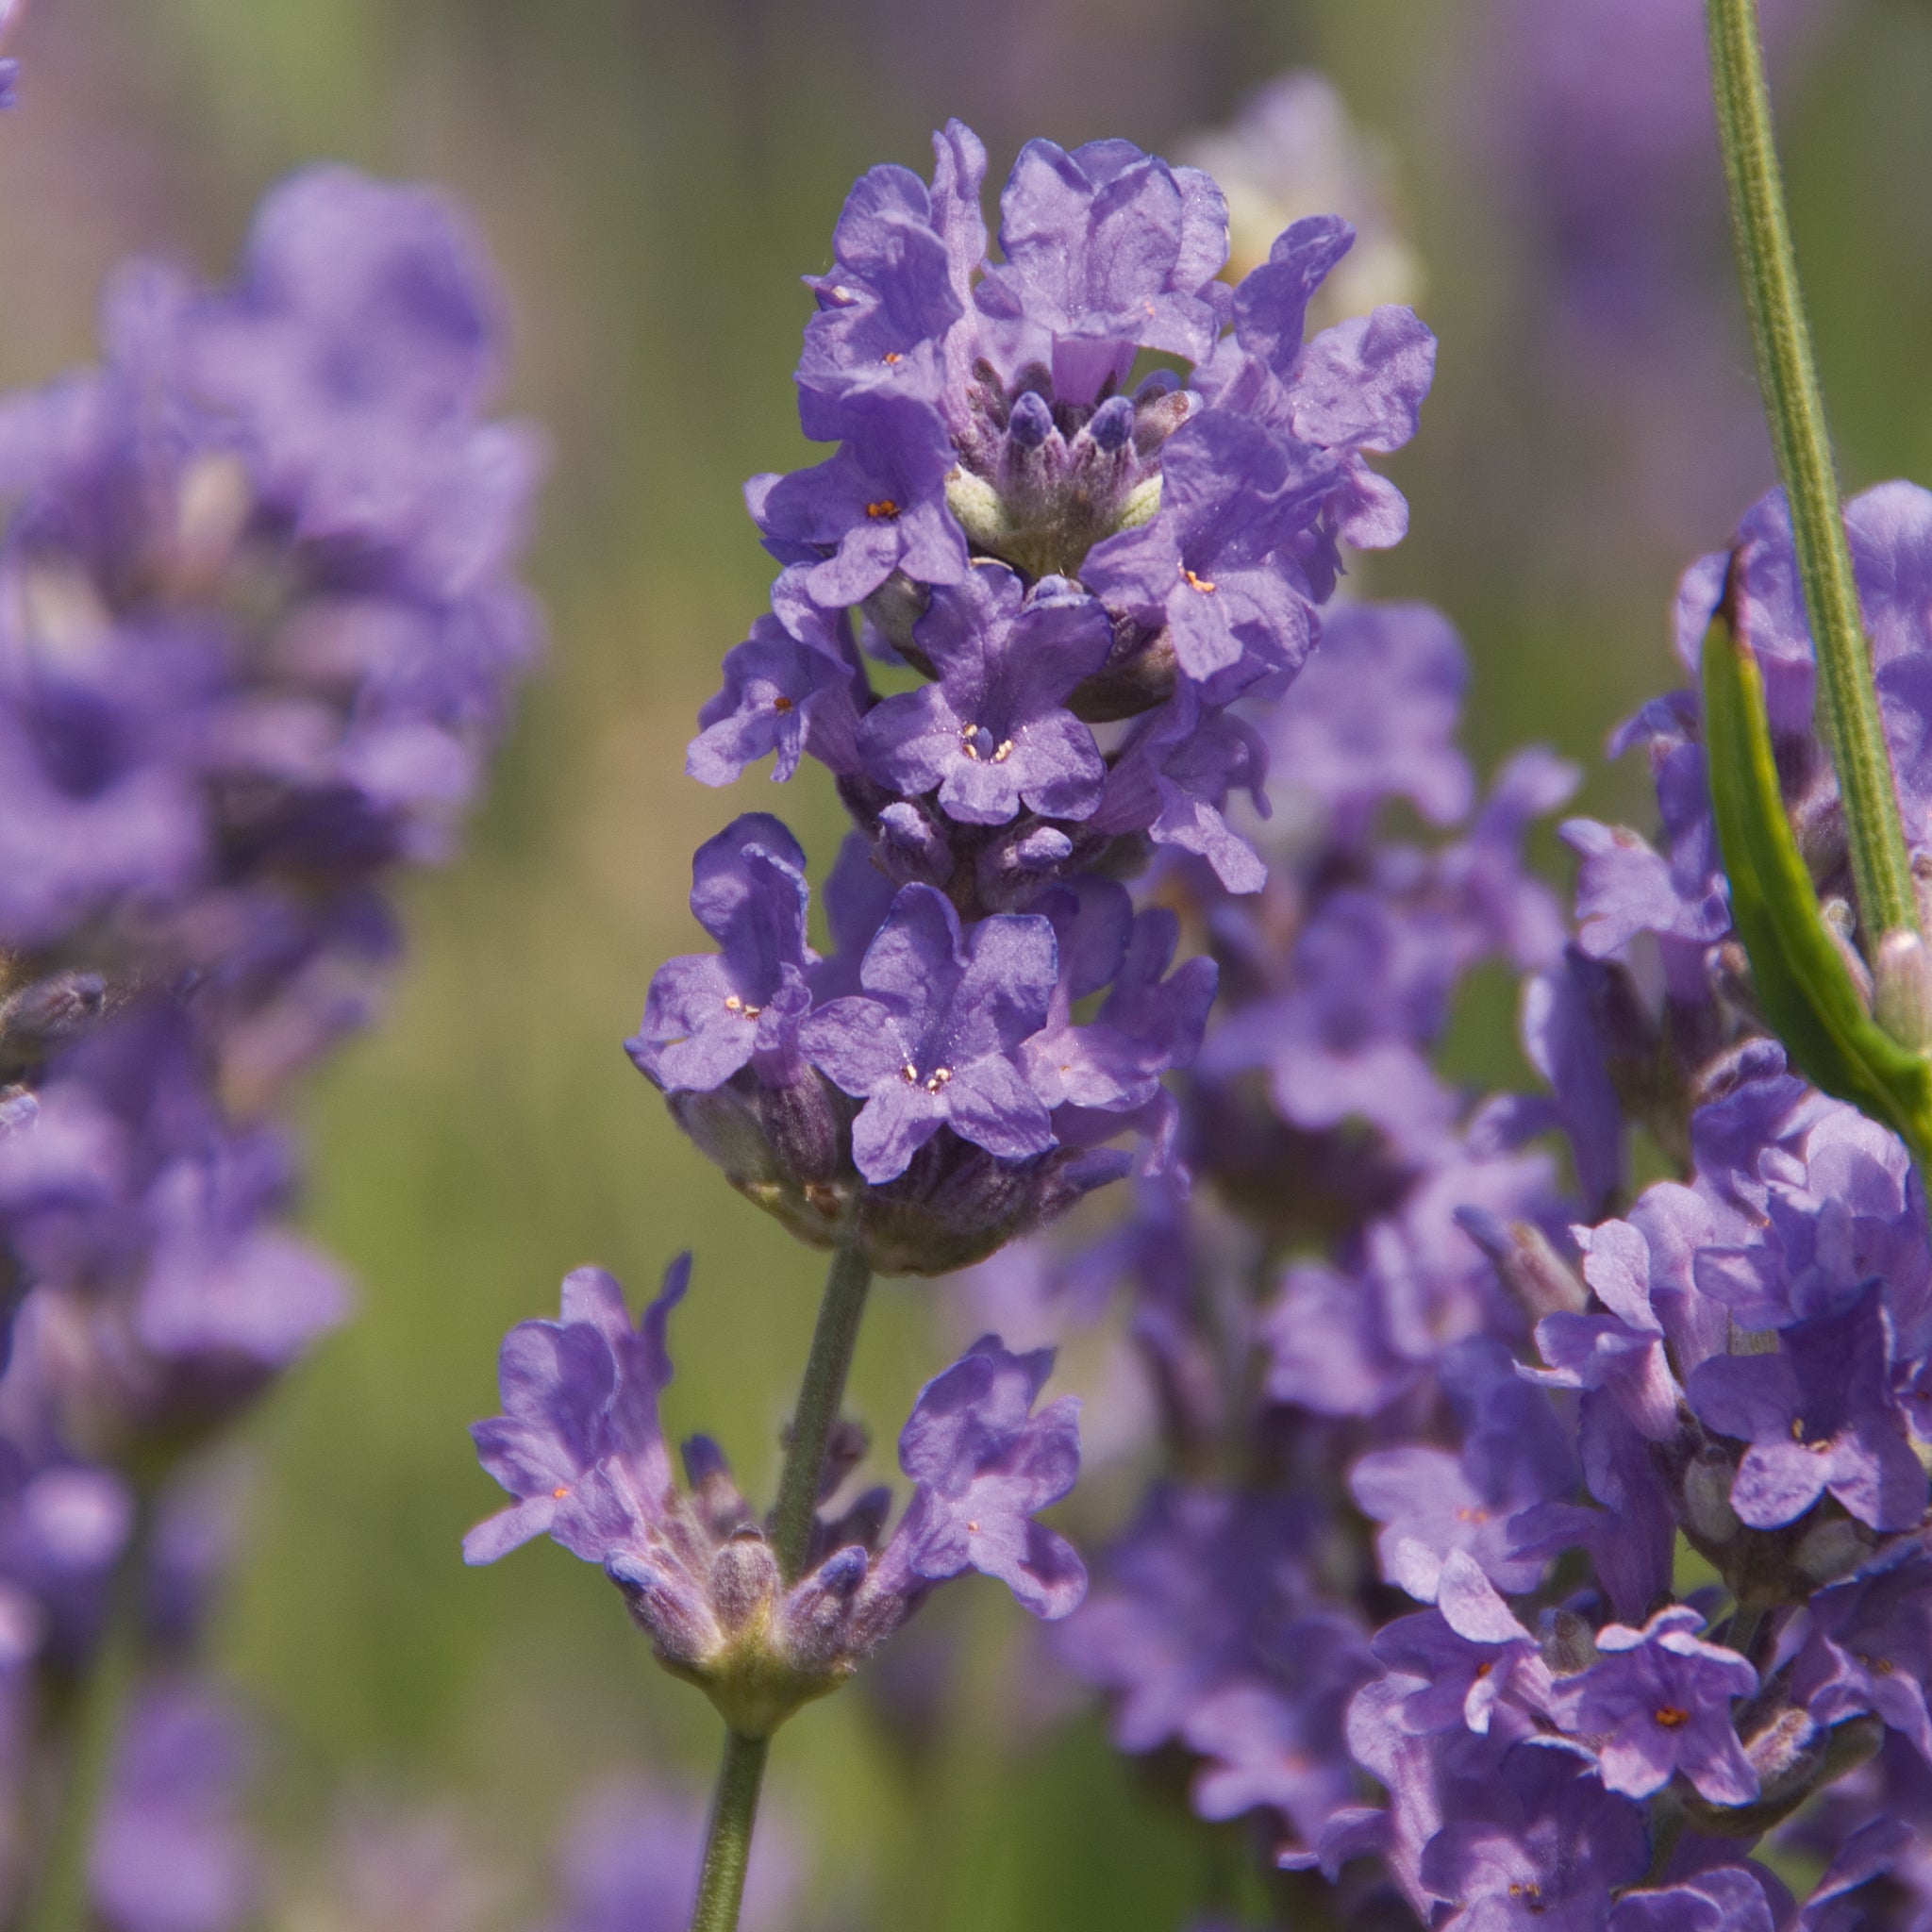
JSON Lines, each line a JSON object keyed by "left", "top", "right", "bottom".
{"left": 466, "top": 1257, "right": 1084, "bottom": 1733}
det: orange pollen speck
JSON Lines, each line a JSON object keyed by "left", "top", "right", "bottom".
{"left": 552, "top": 1487, "right": 571, "bottom": 1500}
{"left": 883, "top": 352, "right": 903, "bottom": 364}
{"left": 1474, "top": 1661, "right": 1493, "bottom": 1680}
{"left": 724, "top": 995, "right": 742, "bottom": 1011}
{"left": 967, "top": 1521, "right": 980, "bottom": 1533}
{"left": 991, "top": 739, "right": 1014, "bottom": 762}
{"left": 1654, "top": 1707, "right": 1690, "bottom": 1730}
{"left": 1182, "top": 565, "right": 1217, "bottom": 594}
{"left": 773, "top": 694, "right": 794, "bottom": 713}
{"left": 866, "top": 498, "right": 901, "bottom": 520}
{"left": 1455, "top": 1506, "right": 1491, "bottom": 1524}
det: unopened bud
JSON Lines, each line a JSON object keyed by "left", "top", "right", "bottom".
{"left": 1540, "top": 1607, "right": 1599, "bottom": 1675}
{"left": 1681, "top": 1448, "right": 1742, "bottom": 1547}
{"left": 1794, "top": 1513, "right": 1874, "bottom": 1585}
{"left": 710, "top": 1531, "right": 782, "bottom": 1638}
{"left": 1820, "top": 897, "right": 1876, "bottom": 1008}
{"left": 1455, "top": 1208, "right": 1588, "bottom": 1321}
{"left": 1874, "top": 928, "right": 1932, "bottom": 1049}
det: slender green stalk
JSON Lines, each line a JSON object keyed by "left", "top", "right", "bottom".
{"left": 19, "top": 1491, "right": 154, "bottom": 1932}
{"left": 766, "top": 1241, "right": 873, "bottom": 1581}
{"left": 687, "top": 1241, "right": 873, "bottom": 1932}
{"left": 1706, "top": 0, "right": 1921, "bottom": 946}
{"left": 689, "top": 1730, "right": 772, "bottom": 1932}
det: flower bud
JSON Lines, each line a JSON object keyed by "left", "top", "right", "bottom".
{"left": 1874, "top": 927, "right": 1932, "bottom": 1049}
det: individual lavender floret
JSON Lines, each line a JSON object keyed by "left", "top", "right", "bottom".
{"left": 863, "top": 1332, "right": 1085, "bottom": 1619}
{"left": 1414, "top": 1740, "right": 1648, "bottom": 1930}
{"left": 464, "top": 1259, "right": 1085, "bottom": 1733}
{"left": 688, "top": 569, "right": 865, "bottom": 787}
{"left": 800, "top": 884, "right": 1058, "bottom": 1183}
{"left": 1549, "top": 1604, "right": 1759, "bottom": 1807}
{"left": 858, "top": 565, "right": 1110, "bottom": 824}
{"left": 1079, "top": 411, "right": 1335, "bottom": 693}
{"left": 747, "top": 393, "right": 969, "bottom": 608}
{"left": 626, "top": 816, "right": 818, "bottom": 1094}
{"left": 1371, "top": 1551, "right": 1552, "bottom": 1740}
{"left": 1687, "top": 1287, "right": 1927, "bottom": 1533}
{"left": 1788, "top": 1541, "right": 1932, "bottom": 1762}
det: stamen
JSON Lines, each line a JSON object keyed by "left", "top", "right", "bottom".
{"left": 1654, "top": 1707, "right": 1690, "bottom": 1729}
{"left": 773, "top": 694, "right": 794, "bottom": 713}
{"left": 1182, "top": 564, "right": 1218, "bottom": 594}
{"left": 902, "top": 1062, "right": 920, "bottom": 1083}
{"left": 924, "top": 1067, "right": 953, "bottom": 1092}
{"left": 866, "top": 498, "right": 901, "bottom": 520}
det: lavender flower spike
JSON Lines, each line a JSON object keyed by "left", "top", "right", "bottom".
{"left": 800, "top": 883, "right": 1058, "bottom": 1182}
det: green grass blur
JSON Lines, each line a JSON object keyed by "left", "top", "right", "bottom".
{"left": 5, "top": 2, "right": 1932, "bottom": 1924}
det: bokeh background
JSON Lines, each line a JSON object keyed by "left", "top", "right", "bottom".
{"left": 5, "top": 1, "right": 1932, "bottom": 1924}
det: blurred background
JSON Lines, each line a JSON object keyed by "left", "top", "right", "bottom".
{"left": 4, "top": 0, "right": 1931, "bottom": 1924}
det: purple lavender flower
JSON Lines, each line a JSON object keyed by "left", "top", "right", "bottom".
{"left": 975, "top": 137, "right": 1230, "bottom": 399}
{"left": 857, "top": 565, "right": 1110, "bottom": 824}
{"left": 1080, "top": 411, "right": 1334, "bottom": 692}
{"left": 868, "top": 1333, "right": 1085, "bottom": 1618}
{"left": 746, "top": 393, "right": 968, "bottom": 608}
{"left": 1608, "top": 1868, "right": 1784, "bottom": 1932}
{"left": 463, "top": 1259, "right": 684, "bottom": 1571}
{"left": 468, "top": 1264, "right": 1083, "bottom": 1723}
{"left": 1373, "top": 1551, "right": 1551, "bottom": 1739}
{"left": 1788, "top": 1541, "right": 1932, "bottom": 1760}
{"left": 1550, "top": 1604, "right": 1758, "bottom": 1806}
{"left": 627, "top": 817, "right": 818, "bottom": 1094}
{"left": 1687, "top": 1287, "right": 1928, "bottom": 1532}
{"left": 800, "top": 884, "right": 1057, "bottom": 1183}
{"left": 688, "top": 568, "right": 865, "bottom": 787}
{"left": 1416, "top": 1742, "right": 1648, "bottom": 1929}
{"left": 1265, "top": 598, "right": 1474, "bottom": 838}
{"left": 1089, "top": 682, "right": 1270, "bottom": 892}
{"left": 90, "top": 1679, "right": 259, "bottom": 1932}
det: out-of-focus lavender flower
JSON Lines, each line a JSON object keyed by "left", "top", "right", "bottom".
{"left": 89, "top": 1678, "right": 259, "bottom": 1932}
{"left": 465, "top": 1260, "right": 1084, "bottom": 1732}
{"left": 1180, "top": 72, "right": 1422, "bottom": 310}
{"left": 0, "top": 0, "right": 18, "bottom": 109}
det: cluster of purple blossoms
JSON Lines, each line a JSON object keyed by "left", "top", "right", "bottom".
{"left": 0, "top": 166, "right": 541, "bottom": 1918}
{"left": 470, "top": 118, "right": 1440, "bottom": 1828}
{"left": 989, "top": 482, "right": 1932, "bottom": 1926}
{"left": 644, "top": 119, "right": 1434, "bottom": 1271}
{"left": 466, "top": 1257, "right": 1083, "bottom": 1731}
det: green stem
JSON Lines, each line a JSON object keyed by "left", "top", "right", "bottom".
{"left": 687, "top": 1241, "right": 873, "bottom": 1932}
{"left": 19, "top": 1491, "right": 155, "bottom": 1932}
{"left": 766, "top": 1242, "right": 873, "bottom": 1582}
{"left": 689, "top": 1730, "right": 772, "bottom": 1932}
{"left": 1706, "top": 0, "right": 1921, "bottom": 946}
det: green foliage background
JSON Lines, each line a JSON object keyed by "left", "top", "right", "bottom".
{"left": 4, "top": 2, "right": 1931, "bottom": 1923}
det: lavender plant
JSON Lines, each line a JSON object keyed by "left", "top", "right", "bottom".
{"left": 464, "top": 116, "right": 1433, "bottom": 1932}
{"left": 461, "top": 4, "right": 1932, "bottom": 1928}
{"left": 0, "top": 161, "right": 541, "bottom": 1928}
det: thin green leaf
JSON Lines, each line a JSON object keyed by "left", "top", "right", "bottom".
{"left": 1701, "top": 601, "right": 1932, "bottom": 1168}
